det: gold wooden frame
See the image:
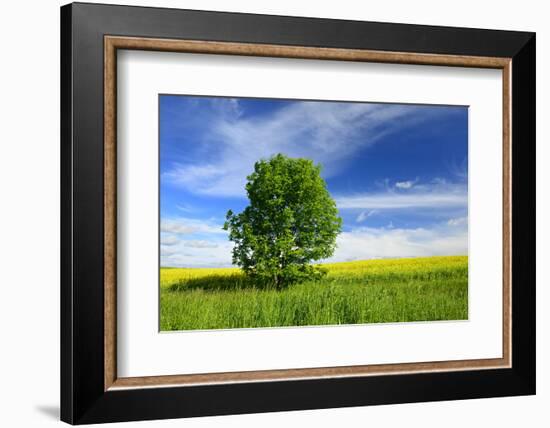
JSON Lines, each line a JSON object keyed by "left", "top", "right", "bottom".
{"left": 104, "top": 36, "right": 512, "bottom": 391}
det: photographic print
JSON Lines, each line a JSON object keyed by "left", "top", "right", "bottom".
{"left": 62, "top": 8, "right": 535, "bottom": 422}
{"left": 159, "top": 95, "right": 468, "bottom": 331}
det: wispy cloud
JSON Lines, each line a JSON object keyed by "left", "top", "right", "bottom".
{"left": 325, "top": 221, "right": 468, "bottom": 263}
{"left": 160, "top": 235, "right": 180, "bottom": 246}
{"left": 336, "top": 191, "right": 466, "bottom": 210}
{"left": 160, "top": 217, "right": 226, "bottom": 235}
{"left": 336, "top": 181, "right": 467, "bottom": 211}
{"left": 336, "top": 190, "right": 466, "bottom": 211}
{"left": 447, "top": 216, "right": 468, "bottom": 226}
{"left": 176, "top": 203, "right": 199, "bottom": 213}
{"left": 160, "top": 222, "right": 196, "bottom": 235}
{"left": 394, "top": 178, "right": 418, "bottom": 189}
{"left": 159, "top": 215, "right": 467, "bottom": 268}
{"left": 184, "top": 240, "right": 219, "bottom": 248}
{"left": 356, "top": 210, "right": 377, "bottom": 223}
{"left": 448, "top": 157, "right": 468, "bottom": 181}
{"left": 161, "top": 240, "right": 233, "bottom": 268}
{"left": 160, "top": 217, "right": 231, "bottom": 267}
{"left": 164, "top": 100, "right": 453, "bottom": 197}
{"left": 160, "top": 247, "right": 179, "bottom": 257}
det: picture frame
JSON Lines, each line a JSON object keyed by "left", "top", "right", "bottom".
{"left": 60, "top": 2, "right": 535, "bottom": 424}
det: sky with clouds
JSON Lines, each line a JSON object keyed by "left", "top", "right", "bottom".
{"left": 160, "top": 95, "right": 468, "bottom": 268}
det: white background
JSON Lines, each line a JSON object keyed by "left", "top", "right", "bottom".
{"left": 0, "top": 0, "right": 546, "bottom": 427}
{"left": 118, "top": 51, "right": 503, "bottom": 377}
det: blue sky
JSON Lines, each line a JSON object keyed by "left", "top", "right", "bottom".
{"left": 160, "top": 95, "right": 468, "bottom": 267}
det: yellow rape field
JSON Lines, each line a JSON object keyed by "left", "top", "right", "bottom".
{"left": 160, "top": 256, "right": 468, "bottom": 331}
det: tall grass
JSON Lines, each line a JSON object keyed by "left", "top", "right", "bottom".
{"left": 160, "top": 256, "right": 468, "bottom": 331}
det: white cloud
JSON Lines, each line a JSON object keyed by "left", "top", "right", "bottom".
{"left": 356, "top": 210, "right": 377, "bottom": 223}
{"left": 325, "top": 222, "right": 467, "bottom": 263}
{"left": 176, "top": 203, "right": 198, "bottom": 213}
{"left": 164, "top": 101, "right": 446, "bottom": 197}
{"left": 161, "top": 240, "right": 233, "bottom": 268}
{"left": 160, "top": 222, "right": 196, "bottom": 235}
{"left": 184, "top": 240, "right": 219, "bottom": 248}
{"left": 449, "top": 158, "right": 468, "bottom": 181}
{"left": 431, "top": 177, "right": 448, "bottom": 185}
{"left": 160, "top": 247, "right": 178, "bottom": 256}
{"left": 336, "top": 182, "right": 467, "bottom": 211}
{"left": 160, "top": 218, "right": 226, "bottom": 235}
{"left": 210, "top": 97, "right": 243, "bottom": 119}
{"left": 160, "top": 219, "right": 467, "bottom": 268}
{"left": 336, "top": 191, "right": 466, "bottom": 210}
{"left": 160, "top": 235, "right": 179, "bottom": 246}
{"left": 395, "top": 180, "right": 415, "bottom": 189}
{"left": 160, "top": 217, "right": 231, "bottom": 267}
{"left": 447, "top": 216, "right": 468, "bottom": 226}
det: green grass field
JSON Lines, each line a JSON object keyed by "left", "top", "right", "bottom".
{"left": 160, "top": 255, "right": 468, "bottom": 331}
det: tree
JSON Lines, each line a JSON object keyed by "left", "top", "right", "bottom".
{"left": 224, "top": 154, "right": 342, "bottom": 288}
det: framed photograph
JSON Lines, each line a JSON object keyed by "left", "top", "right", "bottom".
{"left": 61, "top": 2, "right": 536, "bottom": 424}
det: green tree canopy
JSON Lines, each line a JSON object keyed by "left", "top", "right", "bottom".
{"left": 224, "top": 154, "right": 342, "bottom": 288}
